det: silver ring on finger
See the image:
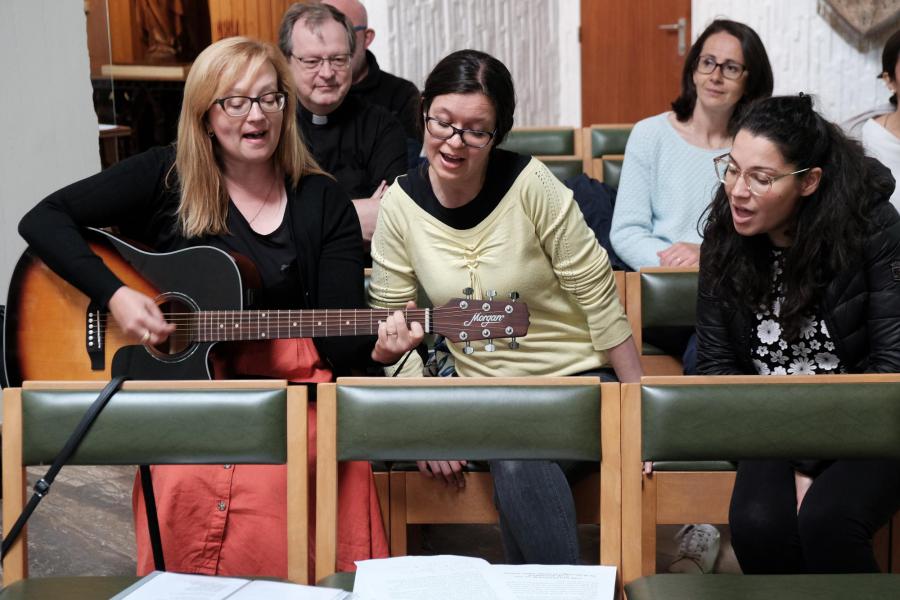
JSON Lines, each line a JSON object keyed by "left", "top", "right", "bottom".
{"left": 140, "top": 330, "right": 151, "bottom": 344}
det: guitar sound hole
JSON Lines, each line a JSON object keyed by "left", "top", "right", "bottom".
{"left": 150, "top": 294, "right": 196, "bottom": 359}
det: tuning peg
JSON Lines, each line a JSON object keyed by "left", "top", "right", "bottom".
{"left": 508, "top": 337, "right": 520, "bottom": 350}
{"left": 463, "top": 287, "right": 474, "bottom": 299}
{"left": 463, "top": 341, "right": 475, "bottom": 355}
{"left": 485, "top": 342, "right": 496, "bottom": 352}
{"left": 487, "top": 289, "right": 497, "bottom": 300}
{"left": 509, "top": 291, "right": 520, "bottom": 302}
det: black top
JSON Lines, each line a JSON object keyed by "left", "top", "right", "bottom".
{"left": 398, "top": 148, "right": 530, "bottom": 230}
{"left": 351, "top": 50, "right": 422, "bottom": 142}
{"left": 219, "top": 201, "right": 300, "bottom": 310}
{"left": 18, "top": 145, "right": 374, "bottom": 372}
{"left": 297, "top": 94, "right": 407, "bottom": 198}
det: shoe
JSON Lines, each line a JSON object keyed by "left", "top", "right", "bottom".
{"left": 668, "top": 524, "right": 721, "bottom": 574}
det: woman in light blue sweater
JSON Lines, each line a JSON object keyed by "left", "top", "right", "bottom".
{"left": 611, "top": 20, "right": 773, "bottom": 271}
{"left": 610, "top": 19, "right": 774, "bottom": 576}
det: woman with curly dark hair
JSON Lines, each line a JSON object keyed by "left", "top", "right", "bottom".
{"left": 697, "top": 94, "right": 900, "bottom": 573}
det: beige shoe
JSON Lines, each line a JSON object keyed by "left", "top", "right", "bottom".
{"left": 668, "top": 524, "right": 721, "bottom": 574}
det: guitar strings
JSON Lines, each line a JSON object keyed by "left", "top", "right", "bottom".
{"left": 93, "top": 307, "right": 522, "bottom": 325}
{"left": 93, "top": 306, "right": 524, "bottom": 337}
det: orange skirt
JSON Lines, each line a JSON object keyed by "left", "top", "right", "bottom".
{"left": 132, "top": 339, "right": 388, "bottom": 579}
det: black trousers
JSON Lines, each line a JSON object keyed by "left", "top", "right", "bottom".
{"left": 729, "top": 459, "right": 900, "bottom": 574}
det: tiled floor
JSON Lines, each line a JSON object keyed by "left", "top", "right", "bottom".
{"left": 1, "top": 466, "right": 739, "bottom": 577}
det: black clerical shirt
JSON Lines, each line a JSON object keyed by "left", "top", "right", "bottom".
{"left": 297, "top": 94, "right": 407, "bottom": 199}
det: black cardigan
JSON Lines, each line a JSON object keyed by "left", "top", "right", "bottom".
{"left": 18, "top": 145, "right": 374, "bottom": 373}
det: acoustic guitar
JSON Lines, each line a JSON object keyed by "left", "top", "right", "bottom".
{"left": 3, "top": 228, "right": 529, "bottom": 384}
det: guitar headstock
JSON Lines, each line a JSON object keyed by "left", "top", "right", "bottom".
{"left": 431, "top": 289, "right": 530, "bottom": 353}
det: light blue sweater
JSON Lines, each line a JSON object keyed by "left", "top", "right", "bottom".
{"left": 610, "top": 112, "right": 727, "bottom": 269}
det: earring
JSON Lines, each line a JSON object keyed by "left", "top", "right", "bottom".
{"left": 207, "top": 130, "right": 215, "bottom": 138}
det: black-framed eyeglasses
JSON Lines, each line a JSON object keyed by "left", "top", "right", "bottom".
{"left": 424, "top": 115, "right": 496, "bottom": 149}
{"left": 352, "top": 24, "right": 368, "bottom": 32}
{"left": 291, "top": 54, "right": 352, "bottom": 71}
{"left": 214, "top": 92, "right": 286, "bottom": 117}
{"left": 696, "top": 54, "right": 747, "bottom": 80}
{"left": 713, "top": 153, "right": 810, "bottom": 196}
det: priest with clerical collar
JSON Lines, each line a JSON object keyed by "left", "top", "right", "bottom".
{"left": 279, "top": 2, "right": 406, "bottom": 244}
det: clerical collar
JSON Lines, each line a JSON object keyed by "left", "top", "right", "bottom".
{"left": 311, "top": 113, "right": 328, "bottom": 125}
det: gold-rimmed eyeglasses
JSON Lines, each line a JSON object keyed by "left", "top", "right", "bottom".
{"left": 713, "top": 153, "right": 810, "bottom": 196}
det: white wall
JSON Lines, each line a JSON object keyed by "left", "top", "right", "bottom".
{"left": 364, "top": 0, "right": 582, "bottom": 127}
{"left": 692, "top": 0, "right": 893, "bottom": 123}
{"left": 0, "top": 1, "right": 99, "bottom": 302}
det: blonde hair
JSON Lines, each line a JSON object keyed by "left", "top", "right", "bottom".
{"left": 175, "top": 36, "right": 325, "bottom": 238}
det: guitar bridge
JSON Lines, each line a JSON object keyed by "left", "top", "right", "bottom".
{"left": 86, "top": 302, "right": 105, "bottom": 371}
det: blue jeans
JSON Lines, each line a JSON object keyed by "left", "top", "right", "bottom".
{"left": 489, "top": 368, "right": 617, "bottom": 564}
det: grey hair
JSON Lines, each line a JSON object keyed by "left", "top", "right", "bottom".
{"left": 278, "top": 2, "right": 356, "bottom": 58}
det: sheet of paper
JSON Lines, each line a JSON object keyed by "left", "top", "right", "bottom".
{"left": 230, "top": 580, "right": 351, "bottom": 599}
{"left": 112, "top": 572, "right": 248, "bottom": 600}
{"left": 112, "top": 572, "right": 353, "bottom": 600}
{"left": 354, "top": 555, "right": 515, "bottom": 600}
{"left": 496, "top": 564, "right": 617, "bottom": 600}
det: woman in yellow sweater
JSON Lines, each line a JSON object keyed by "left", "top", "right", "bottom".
{"left": 367, "top": 49, "right": 642, "bottom": 564}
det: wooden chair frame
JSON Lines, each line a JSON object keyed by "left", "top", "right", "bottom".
{"left": 315, "top": 377, "right": 622, "bottom": 586}
{"left": 2, "top": 379, "right": 308, "bottom": 586}
{"left": 625, "top": 267, "right": 699, "bottom": 376}
{"left": 621, "top": 375, "right": 900, "bottom": 584}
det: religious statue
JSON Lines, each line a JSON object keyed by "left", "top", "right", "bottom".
{"left": 136, "top": 0, "right": 184, "bottom": 62}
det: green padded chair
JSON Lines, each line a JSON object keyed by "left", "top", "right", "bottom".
{"left": 315, "top": 377, "right": 621, "bottom": 592}
{"left": 499, "top": 127, "right": 585, "bottom": 182}
{"left": 622, "top": 375, "right": 900, "bottom": 599}
{"left": 500, "top": 128, "right": 580, "bottom": 157}
{"left": 625, "top": 268, "right": 699, "bottom": 376}
{"left": 1, "top": 380, "right": 308, "bottom": 598}
{"left": 585, "top": 124, "right": 632, "bottom": 189}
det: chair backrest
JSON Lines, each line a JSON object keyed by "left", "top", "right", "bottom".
{"left": 584, "top": 124, "right": 632, "bottom": 189}
{"left": 315, "top": 377, "right": 620, "bottom": 582}
{"left": 636, "top": 376, "right": 900, "bottom": 462}
{"left": 621, "top": 374, "right": 900, "bottom": 581}
{"left": 499, "top": 127, "right": 586, "bottom": 182}
{"left": 625, "top": 268, "right": 698, "bottom": 374}
{"left": 1, "top": 380, "right": 308, "bottom": 585}
{"left": 500, "top": 127, "right": 582, "bottom": 157}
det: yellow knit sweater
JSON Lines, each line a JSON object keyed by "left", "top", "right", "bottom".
{"left": 369, "top": 157, "right": 632, "bottom": 377}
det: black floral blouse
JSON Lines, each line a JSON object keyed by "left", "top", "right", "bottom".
{"left": 751, "top": 250, "right": 843, "bottom": 376}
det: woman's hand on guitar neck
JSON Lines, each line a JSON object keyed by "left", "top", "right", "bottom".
{"left": 371, "top": 300, "right": 424, "bottom": 364}
{"left": 108, "top": 286, "right": 175, "bottom": 345}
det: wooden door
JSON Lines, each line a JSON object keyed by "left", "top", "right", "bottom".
{"left": 581, "top": 0, "right": 691, "bottom": 125}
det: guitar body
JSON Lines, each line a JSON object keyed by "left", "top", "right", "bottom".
{"left": 4, "top": 229, "right": 244, "bottom": 384}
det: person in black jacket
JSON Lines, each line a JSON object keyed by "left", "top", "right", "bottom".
{"left": 697, "top": 94, "right": 900, "bottom": 574}
{"left": 19, "top": 36, "right": 387, "bottom": 578}
{"left": 325, "top": 0, "right": 422, "bottom": 148}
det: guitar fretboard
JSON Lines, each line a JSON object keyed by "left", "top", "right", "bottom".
{"left": 186, "top": 308, "right": 430, "bottom": 341}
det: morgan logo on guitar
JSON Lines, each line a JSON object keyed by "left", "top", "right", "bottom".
{"left": 462, "top": 313, "right": 506, "bottom": 327}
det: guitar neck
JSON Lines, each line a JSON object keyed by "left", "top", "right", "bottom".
{"left": 187, "top": 308, "right": 430, "bottom": 341}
